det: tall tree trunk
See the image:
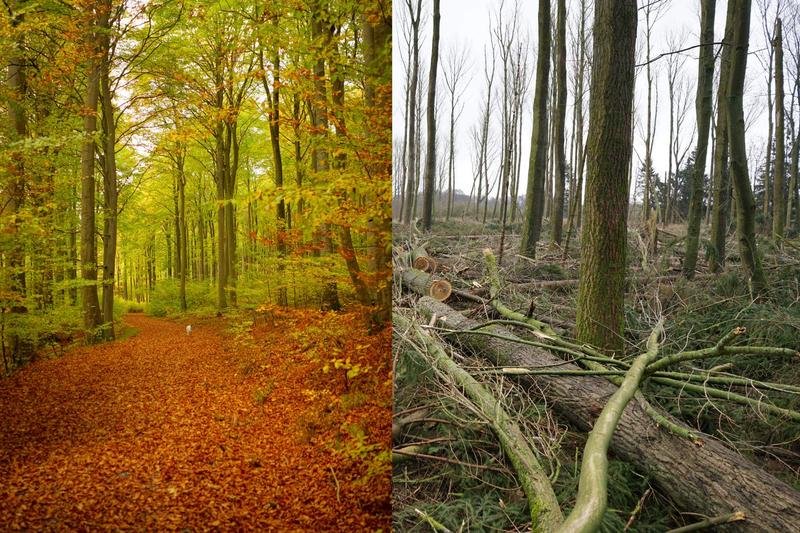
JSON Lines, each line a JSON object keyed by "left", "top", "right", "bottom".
{"left": 520, "top": 0, "right": 552, "bottom": 258}
{"left": 4, "top": 3, "right": 27, "bottom": 317}
{"left": 726, "top": 0, "right": 766, "bottom": 294}
{"left": 421, "top": 0, "right": 440, "bottom": 230}
{"left": 773, "top": 17, "right": 785, "bottom": 240}
{"left": 683, "top": 0, "right": 716, "bottom": 278}
{"left": 100, "top": 26, "right": 118, "bottom": 340}
{"left": 551, "top": 0, "right": 567, "bottom": 245}
{"left": 80, "top": 5, "right": 103, "bottom": 338}
{"left": 710, "top": 0, "right": 735, "bottom": 273}
{"left": 575, "top": 0, "right": 637, "bottom": 354}
{"left": 787, "top": 126, "right": 799, "bottom": 232}
{"left": 330, "top": 26, "right": 371, "bottom": 305}
{"left": 225, "top": 123, "right": 238, "bottom": 307}
{"left": 362, "top": 3, "right": 392, "bottom": 323}
{"left": 402, "top": 1, "right": 421, "bottom": 225}
{"left": 177, "top": 149, "right": 187, "bottom": 312}
{"left": 259, "top": 41, "right": 288, "bottom": 307}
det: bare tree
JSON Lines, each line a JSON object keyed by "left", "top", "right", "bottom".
{"left": 727, "top": 0, "right": 767, "bottom": 294}
{"left": 550, "top": 0, "right": 568, "bottom": 244}
{"left": 421, "top": 0, "right": 440, "bottom": 230}
{"left": 442, "top": 44, "right": 470, "bottom": 221}
{"left": 710, "top": 0, "right": 736, "bottom": 272}
{"left": 684, "top": 0, "right": 716, "bottom": 278}
{"left": 664, "top": 29, "right": 690, "bottom": 224}
{"left": 575, "top": 0, "right": 637, "bottom": 354}
{"left": 519, "top": 0, "right": 551, "bottom": 259}
{"left": 773, "top": 16, "right": 786, "bottom": 239}
{"left": 401, "top": 0, "right": 422, "bottom": 224}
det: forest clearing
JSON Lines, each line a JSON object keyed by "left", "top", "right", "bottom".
{"left": 0, "top": 310, "right": 392, "bottom": 530}
{"left": 393, "top": 0, "right": 800, "bottom": 531}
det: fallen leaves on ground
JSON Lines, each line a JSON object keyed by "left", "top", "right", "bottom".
{"left": 0, "top": 309, "right": 391, "bottom": 531}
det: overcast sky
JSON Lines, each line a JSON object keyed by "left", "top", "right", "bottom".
{"left": 393, "top": 0, "right": 780, "bottom": 200}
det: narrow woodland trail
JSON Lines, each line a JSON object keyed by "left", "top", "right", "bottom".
{"left": 0, "top": 314, "right": 391, "bottom": 531}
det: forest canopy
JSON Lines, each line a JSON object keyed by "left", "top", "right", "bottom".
{"left": 0, "top": 0, "right": 391, "bottom": 362}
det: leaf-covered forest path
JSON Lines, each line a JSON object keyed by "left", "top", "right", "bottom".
{"left": 0, "top": 314, "right": 390, "bottom": 531}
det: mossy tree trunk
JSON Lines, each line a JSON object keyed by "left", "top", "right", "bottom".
{"left": 683, "top": 0, "right": 716, "bottom": 278}
{"left": 575, "top": 0, "right": 637, "bottom": 354}
{"left": 420, "top": 0, "right": 440, "bottom": 230}
{"left": 726, "top": 0, "right": 766, "bottom": 294}
{"left": 773, "top": 17, "right": 785, "bottom": 240}
{"left": 520, "top": 0, "right": 551, "bottom": 258}
{"left": 710, "top": 0, "right": 735, "bottom": 273}
{"left": 550, "top": 0, "right": 567, "bottom": 245}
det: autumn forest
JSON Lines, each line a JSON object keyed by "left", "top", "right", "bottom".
{"left": 1, "top": 0, "right": 391, "bottom": 529}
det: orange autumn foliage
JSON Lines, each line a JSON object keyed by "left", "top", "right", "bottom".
{"left": 0, "top": 312, "right": 391, "bottom": 530}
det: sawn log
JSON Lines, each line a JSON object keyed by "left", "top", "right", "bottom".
{"left": 415, "top": 296, "right": 800, "bottom": 532}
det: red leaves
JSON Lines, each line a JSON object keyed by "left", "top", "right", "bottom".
{"left": 0, "top": 312, "right": 390, "bottom": 530}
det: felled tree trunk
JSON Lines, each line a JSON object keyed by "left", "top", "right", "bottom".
{"left": 399, "top": 268, "right": 451, "bottom": 301}
{"left": 414, "top": 296, "right": 800, "bottom": 531}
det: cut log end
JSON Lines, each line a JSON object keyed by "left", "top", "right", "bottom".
{"left": 413, "top": 256, "right": 438, "bottom": 273}
{"left": 429, "top": 280, "right": 452, "bottom": 301}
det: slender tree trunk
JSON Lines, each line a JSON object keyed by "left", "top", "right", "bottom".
{"left": 177, "top": 150, "right": 187, "bottom": 312}
{"left": 773, "top": 17, "right": 785, "bottom": 240}
{"left": 362, "top": 5, "right": 392, "bottom": 322}
{"left": 520, "top": 0, "right": 552, "bottom": 258}
{"left": 726, "top": 0, "right": 766, "bottom": 294}
{"left": 100, "top": 39, "right": 118, "bottom": 340}
{"left": 259, "top": 44, "right": 288, "bottom": 307}
{"left": 710, "top": 0, "right": 735, "bottom": 273}
{"left": 80, "top": 5, "right": 103, "bottom": 338}
{"left": 787, "top": 127, "right": 799, "bottom": 232}
{"left": 684, "top": 0, "right": 716, "bottom": 278}
{"left": 551, "top": 0, "right": 567, "bottom": 245}
{"left": 402, "top": 1, "right": 421, "bottom": 225}
{"left": 421, "top": 0, "right": 440, "bottom": 230}
{"left": 575, "top": 0, "right": 637, "bottom": 354}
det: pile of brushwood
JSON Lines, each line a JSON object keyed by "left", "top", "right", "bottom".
{"left": 392, "top": 221, "right": 800, "bottom": 532}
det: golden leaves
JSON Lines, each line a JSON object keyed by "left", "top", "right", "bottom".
{"left": 0, "top": 312, "right": 390, "bottom": 530}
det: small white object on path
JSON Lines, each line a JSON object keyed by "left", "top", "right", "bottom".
{"left": 186, "top": 325, "right": 192, "bottom": 335}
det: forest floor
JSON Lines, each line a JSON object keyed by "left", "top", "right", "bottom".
{"left": 0, "top": 311, "right": 391, "bottom": 531}
{"left": 393, "top": 219, "right": 800, "bottom": 531}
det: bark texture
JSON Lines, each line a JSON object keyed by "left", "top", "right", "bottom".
{"left": 421, "top": 0, "right": 440, "bottom": 230}
{"left": 710, "top": 0, "right": 735, "bottom": 273}
{"left": 520, "top": 0, "right": 551, "bottom": 258}
{"left": 683, "top": 0, "right": 716, "bottom": 278}
{"left": 417, "top": 296, "right": 800, "bottom": 532}
{"left": 574, "top": 0, "right": 637, "bottom": 353}
{"left": 726, "top": 0, "right": 766, "bottom": 294}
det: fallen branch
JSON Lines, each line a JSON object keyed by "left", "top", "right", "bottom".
{"left": 395, "top": 313, "right": 564, "bottom": 530}
{"left": 410, "top": 296, "right": 800, "bottom": 531}
{"left": 556, "top": 321, "right": 664, "bottom": 533}
{"left": 648, "top": 327, "right": 799, "bottom": 373}
{"left": 482, "top": 249, "right": 557, "bottom": 336}
{"left": 666, "top": 511, "right": 746, "bottom": 533}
